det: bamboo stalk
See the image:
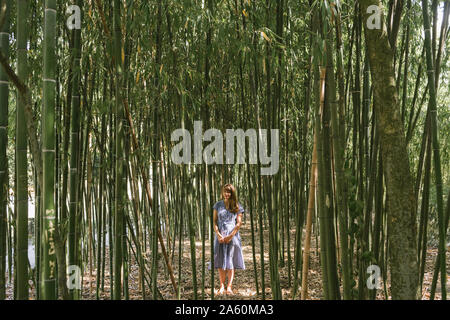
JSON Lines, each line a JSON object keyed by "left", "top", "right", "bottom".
{"left": 421, "top": 0, "right": 447, "bottom": 300}
{"left": 300, "top": 130, "right": 318, "bottom": 300}
{"left": 0, "top": 0, "right": 9, "bottom": 301}
{"left": 41, "top": 0, "right": 57, "bottom": 300}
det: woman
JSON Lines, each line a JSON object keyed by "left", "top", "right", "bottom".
{"left": 212, "top": 184, "right": 245, "bottom": 296}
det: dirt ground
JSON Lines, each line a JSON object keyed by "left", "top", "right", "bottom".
{"left": 4, "top": 222, "right": 449, "bottom": 300}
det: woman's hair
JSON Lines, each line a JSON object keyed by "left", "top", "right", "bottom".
{"left": 222, "top": 184, "right": 240, "bottom": 213}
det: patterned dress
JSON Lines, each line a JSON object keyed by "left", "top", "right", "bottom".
{"left": 211, "top": 200, "right": 245, "bottom": 270}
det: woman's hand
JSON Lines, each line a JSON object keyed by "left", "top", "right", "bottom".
{"left": 218, "top": 234, "right": 225, "bottom": 244}
{"left": 223, "top": 234, "right": 233, "bottom": 244}
{"left": 223, "top": 213, "right": 242, "bottom": 244}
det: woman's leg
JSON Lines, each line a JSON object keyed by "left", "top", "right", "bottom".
{"left": 226, "top": 269, "right": 235, "bottom": 294}
{"left": 218, "top": 269, "right": 226, "bottom": 294}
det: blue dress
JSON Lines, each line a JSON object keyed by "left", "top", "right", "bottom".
{"left": 211, "top": 200, "right": 245, "bottom": 270}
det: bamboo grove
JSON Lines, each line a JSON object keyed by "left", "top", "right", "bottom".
{"left": 0, "top": 0, "right": 448, "bottom": 300}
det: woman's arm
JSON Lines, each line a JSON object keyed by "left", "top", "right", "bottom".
{"left": 213, "top": 209, "right": 224, "bottom": 243}
{"left": 224, "top": 213, "right": 243, "bottom": 243}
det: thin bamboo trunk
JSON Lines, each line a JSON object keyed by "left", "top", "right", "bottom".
{"left": 68, "top": 0, "right": 82, "bottom": 301}
{"left": 300, "top": 130, "right": 318, "bottom": 300}
{"left": 0, "top": 0, "right": 10, "bottom": 301}
{"left": 421, "top": 0, "right": 446, "bottom": 300}
{"left": 113, "top": 0, "right": 124, "bottom": 300}
{"left": 325, "top": 8, "right": 351, "bottom": 298}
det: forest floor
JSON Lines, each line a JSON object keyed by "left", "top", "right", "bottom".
{"left": 73, "top": 222, "right": 450, "bottom": 300}
{"left": 4, "top": 221, "right": 449, "bottom": 300}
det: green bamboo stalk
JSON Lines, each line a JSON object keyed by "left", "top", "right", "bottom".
{"left": 248, "top": 10, "right": 265, "bottom": 297}
{"left": 198, "top": 166, "right": 206, "bottom": 300}
{"left": 300, "top": 130, "right": 318, "bottom": 300}
{"left": 128, "top": 157, "right": 146, "bottom": 299}
{"left": 96, "top": 114, "right": 105, "bottom": 299}
{"left": 35, "top": 170, "right": 41, "bottom": 299}
{"left": 151, "top": 0, "right": 163, "bottom": 300}
{"left": 122, "top": 206, "right": 128, "bottom": 300}
{"left": 113, "top": 0, "right": 124, "bottom": 301}
{"left": 108, "top": 107, "right": 114, "bottom": 300}
{"left": 421, "top": 0, "right": 446, "bottom": 301}
{"left": 325, "top": 2, "right": 351, "bottom": 299}
{"left": 8, "top": 207, "right": 13, "bottom": 294}
{"left": 429, "top": 189, "right": 449, "bottom": 300}
{"left": 0, "top": 0, "right": 10, "bottom": 302}
{"left": 178, "top": 169, "right": 183, "bottom": 299}
{"left": 41, "top": 0, "right": 57, "bottom": 300}
{"left": 246, "top": 162, "right": 259, "bottom": 295}
{"left": 322, "top": 60, "right": 340, "bottom": 300}
{"left": 68, "top": 0, "right": 82, "bottom": 300}
{"left": 16, "top": 0, "right": 29, "bottom": 300}
{"left": 234, "top": 0, "right": 260, "bottom": 297}
{"left": 418, "top": 129, "right": 431, "bottom": 294}
{"left": 316, "top": 65, "right": 329, "bottom": 300}
{"left": 401, "top": 0, "right": 412, "bottom": 124}
{"left": 186, "top": 168, "right": 198, "bottom": 299}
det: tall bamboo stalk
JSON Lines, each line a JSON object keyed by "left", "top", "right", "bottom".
{"left": 113, "top": 0, "right": 125, "bottom": 300}
{"left": 300, "top": 130, "right": 317, "bottom": 300}
{"left": 316, "top": 64, "right": 330, "bottom": 299}
{"left": 68, "top": 0, "right": 82, "bottom": 301}
{"left": 0, "top": 0, "right": 10, "bottom": 301}
{"left": 421, "top": 0, "right": 446, "bottom": 300}
{"left": 324, "top": 4, "right": 351, "bottom": 298}
{"left": 16, "top": 0, "right": 28, "bottom": 300}
{"left": 41, "top": 0, "right": 57, "bottom": 300}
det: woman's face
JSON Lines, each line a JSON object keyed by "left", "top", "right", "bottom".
{"left": 223, "top": 189, "right": 232, "bottom": 200}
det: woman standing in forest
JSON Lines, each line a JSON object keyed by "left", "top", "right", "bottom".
{"left": 211, "top": 184, "right": 245, "bottom": 296}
